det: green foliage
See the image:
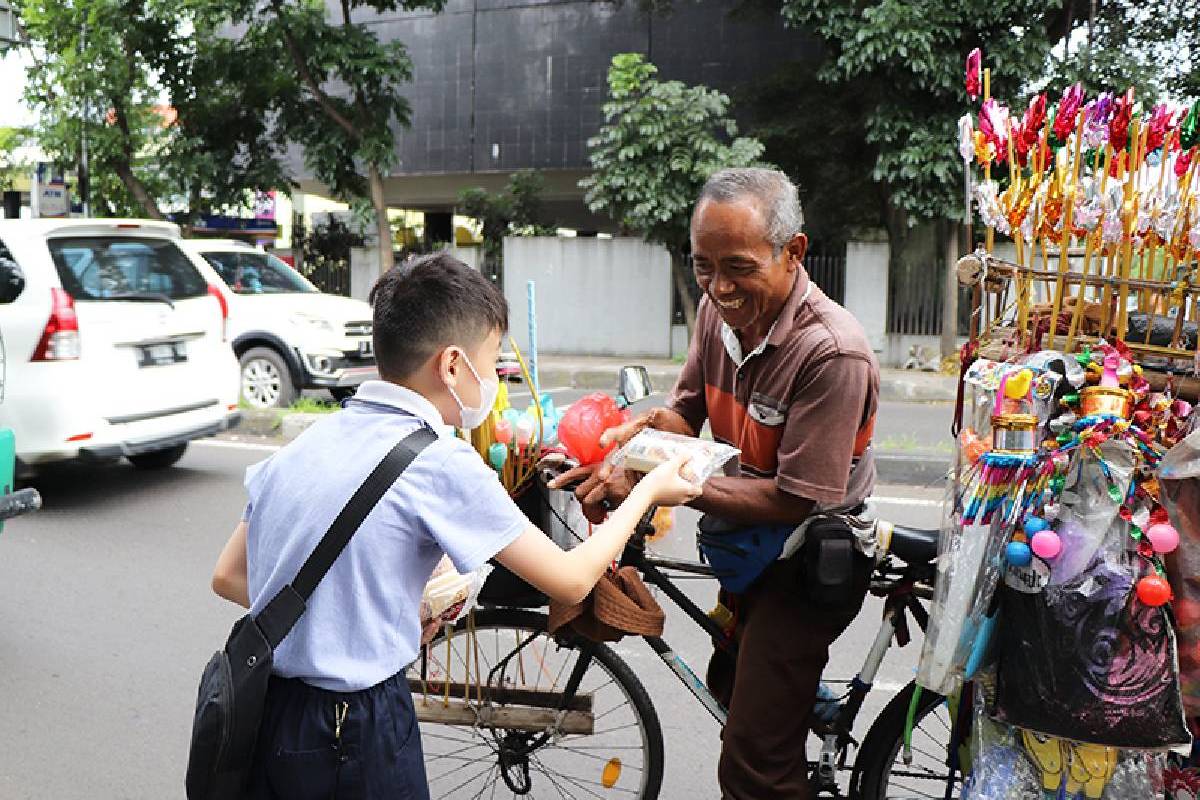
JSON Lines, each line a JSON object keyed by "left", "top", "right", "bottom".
{"left": 17, "top": 0, "right": 291, "bottom": 219}
{"left": 736, "top": 63, "right": 880, "bottom": 245}
{"left": 458, "top": 169, "right": 554, "bottom": 258}
{"left": 580, "top": 53, "right": 766, "bottom": 255}
{"left": 221, "top": 0, "right": 441, "bottom": 205}
{"left": 778, "top": 0, "right": 1060, "bottom": 225}
{"left": 0, "top": 127, "right": 31, "bottom": 192}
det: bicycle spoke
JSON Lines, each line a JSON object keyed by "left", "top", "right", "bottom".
{"left": 468, "top": 764, "right": 499, "bottom": 800}
{"left": 532, "top": 753, "right": 639, "bottom": 798}
{"left": 528, "top": 755, "right": 575, "bottom": 800}
{"left": 432, "top": 761, "right": 497, "bottom": 798}
{"left": 529, "top": 754, "right": 616, "bottom": 800}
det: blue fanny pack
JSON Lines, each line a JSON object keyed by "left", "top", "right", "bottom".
{"left": 697, "top": 516, "right": 795, "bottom": 594}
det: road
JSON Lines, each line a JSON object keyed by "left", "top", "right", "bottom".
{"left": 0, "top": 439, "right": 943, "bottom": 799}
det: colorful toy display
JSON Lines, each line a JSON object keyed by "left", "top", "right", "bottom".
{"left": 925, "top": 49, "right": 1200, "bottom": 799}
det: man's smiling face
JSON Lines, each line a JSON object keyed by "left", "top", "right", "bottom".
{"left": 689, "top": 197, "right": 805, "bottom": 335}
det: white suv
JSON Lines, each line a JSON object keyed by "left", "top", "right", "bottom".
{"left": 0, "top": 219, "right": 241, "bottom": 472}
{"left": 181, "top": 240, "right": 378, "bottom": 408}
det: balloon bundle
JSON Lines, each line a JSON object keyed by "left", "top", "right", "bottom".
{"left": 469, "top": 339, "right": 567, "bottom": 496}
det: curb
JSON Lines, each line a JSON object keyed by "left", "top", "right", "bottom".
{"left": 874, "top": 452, "right": 951, "bottom": 488}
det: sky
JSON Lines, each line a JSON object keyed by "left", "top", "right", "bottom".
{"left": 0, "top": 48, "right": 33, "bottom": 129}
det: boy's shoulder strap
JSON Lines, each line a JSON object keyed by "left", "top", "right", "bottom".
{"left": 254, "top": 425, "right": 438, "bottom": 649}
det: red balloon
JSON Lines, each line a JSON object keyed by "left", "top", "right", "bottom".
{"left": 1136, "top": 575, "right": 1172, "bottom": 607}
{"left": 557, "top": 393, "right": 626, "bottom": 465}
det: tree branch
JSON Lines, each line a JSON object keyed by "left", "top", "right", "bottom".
{"left": 270, "top": 0, "right": 360, "bottom": 140}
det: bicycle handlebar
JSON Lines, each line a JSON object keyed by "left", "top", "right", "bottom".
{"left": 0, "top": 488, "right": 42, "bottom": 521}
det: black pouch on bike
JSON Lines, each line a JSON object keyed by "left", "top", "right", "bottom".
{"left": 800, "top": 516, "right": 858, "bottom": 610}
{"left": 185, "top": 427, "right": 435, "bottom": 800}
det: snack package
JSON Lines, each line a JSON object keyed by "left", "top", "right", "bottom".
{"left": 609, "top": 429, "right": 740, "bottom": 483}
{"left": 419, "top": 557, "right": 490, "bottom": 645}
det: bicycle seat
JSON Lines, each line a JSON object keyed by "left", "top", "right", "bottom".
{"left": 879, "top": 523, "right": 940, "bottom": 565}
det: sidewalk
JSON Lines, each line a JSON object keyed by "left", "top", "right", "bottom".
{"left": 535, "top": 354, "right": 958, "bottom": 403}
{"left": 223, "top": 356, "right": 959, "bottom": 487}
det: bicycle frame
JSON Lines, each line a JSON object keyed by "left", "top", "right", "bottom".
{"left": 599, "top": 520, "right": 936, "bottom": 792}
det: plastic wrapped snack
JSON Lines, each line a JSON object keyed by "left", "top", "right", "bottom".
{"left": 609, "top": 429, "right": 740, "bottom": 483}
{"left": 419, "top": 557, "right": 490, "bottom": 645}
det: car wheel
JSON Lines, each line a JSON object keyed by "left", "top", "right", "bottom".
{"left": 328, "top": 387, "right": 356, "bottom": 403}
{"left": 240, "top": 347, "right": 297, "bottom": 409}
{"left": 127, "top": 443, "right": 188, "bottom": 470}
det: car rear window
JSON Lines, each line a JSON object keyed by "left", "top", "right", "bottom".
{"left": 48, "top": 237, "right": 208, "bottom": 301}
{"left": 201, "top": 251, "right": 317, "bottom": 295}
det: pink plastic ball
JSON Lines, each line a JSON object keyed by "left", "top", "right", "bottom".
{"left": 1146, "top": 523, "right": 1180, "bottom": 555}
{"left": 1031, "top": 530, "right": 1062, "bottom": 560}
{"left": 494, "top": 419, "right": 513, "bottom": 445}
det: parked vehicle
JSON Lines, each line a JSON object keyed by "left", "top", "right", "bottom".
{"left": 180, "top": 239, "right": 377, "bottom": 408}
{"left": 0, "top": 219, "right": 241, "bottom": 473}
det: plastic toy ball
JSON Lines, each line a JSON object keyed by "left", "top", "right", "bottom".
{"left": 1006, "top": 541, "right": 1033, "bottom": 567}
{"left": 1136, "top": 575, "right": 1172, "bottom": 607}
{"left": 1030, "top": 530, "right": 1062, "bottom": 560}
{"left": 494, "top": 419, "right": 514, "bottom": 446}
{"left": 515, "top": 417, "right": 535, "bottom": 447}
{"left": 1024, "top": 516, "right": 1050, "bottom": 534}
{"left": 1146, "top": 523, "right": 1180, "bottom": 555}
{"left": 487, "top": 443, "right": 508, "bottom": 471}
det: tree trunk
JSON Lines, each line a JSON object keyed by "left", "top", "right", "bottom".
{"left": 670, "top": 250, "right": 697, "bottom": 336}
{"left": 368, "top": 164, "right": 394, "bottom": 275}
{"left": 113, "top": 161, "right": 165, "bottom": 220}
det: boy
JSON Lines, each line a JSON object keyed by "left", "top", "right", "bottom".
{"left": 210, "top": 252, "right": 698, "bottom": 799}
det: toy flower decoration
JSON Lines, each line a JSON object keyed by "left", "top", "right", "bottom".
{"left": 965, "top": 48, "right": 981, "bottom": 101}
{"left": 958, "top": 114, "right": 975, "bottom": 163}
{"left": 1053, "top": 83, "right": 1085, "bottom": 143}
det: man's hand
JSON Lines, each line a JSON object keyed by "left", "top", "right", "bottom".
{"left": 548, "top": 407, "right": 698, "bottom": 523}
{"left": 550, "top": 461, "right": 637, "bottom": 524}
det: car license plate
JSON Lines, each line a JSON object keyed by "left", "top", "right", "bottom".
{"left": 358, "top": 340, "right": 373, "bottom": 357}
{"left": 137, "top": 341, "right": 187, "bottom": 367}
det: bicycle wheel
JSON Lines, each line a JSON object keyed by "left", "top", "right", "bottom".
{"left": 409, "top": 608, "right": 666, "bottom": 800}
{"left": 850, "top": 681, "right": 962, "bottom": 800}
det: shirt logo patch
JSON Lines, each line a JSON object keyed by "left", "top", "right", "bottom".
{"left": 747, "top": 394, "right": 786, "bottom": 426}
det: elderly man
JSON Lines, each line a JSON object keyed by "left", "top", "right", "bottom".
{"left": 556, "top": 167, "right": 880, "bottom": 798}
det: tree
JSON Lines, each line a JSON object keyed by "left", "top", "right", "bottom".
{"left": 581, "top": 53, "right": 765, "bottom": 333}
{"left": 221, "top": 0, "right": 447, "bottom": 276}
{"left": 458, "top": 169, "right": 555, "bottom": 278}
{"left": 736, "top": 62, "right": 882, "bottom": 247}
{"left": 16, "top": 0, "right": 290, "bottom": 220}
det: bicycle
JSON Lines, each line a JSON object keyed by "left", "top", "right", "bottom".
{"left": 406, "top": 486, "right": 961, "bottom": 799}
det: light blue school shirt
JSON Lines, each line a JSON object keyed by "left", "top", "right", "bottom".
{"left": 243, "top": 380, "right": 528, "bottom": 691}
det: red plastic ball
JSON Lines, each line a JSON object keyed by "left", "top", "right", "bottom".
{"left": 1136, "top": 575, "right": 1172, "bottom": 607}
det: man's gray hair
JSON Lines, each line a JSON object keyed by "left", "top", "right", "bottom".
{"left": 696, "top": 167, "right": 805, "bottom": 251}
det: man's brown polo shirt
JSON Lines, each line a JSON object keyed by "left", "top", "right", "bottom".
{"left": 668, "top": 269, "right": 879, "bottom": 511}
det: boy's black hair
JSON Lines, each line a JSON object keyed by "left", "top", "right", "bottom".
{"left": 369, "top": 252, "right": 508, "bottom": 380}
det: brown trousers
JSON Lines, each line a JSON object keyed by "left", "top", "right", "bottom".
{"left": 706, "top": 553, "right": 872, "bottom": 800}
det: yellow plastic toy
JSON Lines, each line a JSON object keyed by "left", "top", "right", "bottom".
{"left": 1066, "top": 742, "right": 1118, "bottom": 800}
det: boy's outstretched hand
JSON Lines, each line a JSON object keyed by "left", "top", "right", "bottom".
{"left": 640, "top": 454, "right": 703, "bottom": 507}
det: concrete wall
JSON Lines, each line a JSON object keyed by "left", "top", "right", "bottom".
{"left": 503, "top": 236, "right": 672, "bottom": 358}
{"left": 844, "top": 239, "right": 888, "bottom": 353}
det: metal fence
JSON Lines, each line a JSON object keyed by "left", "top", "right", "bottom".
{"left": 807, "top": 250, "right": 846, "bottom": 305}
{"left": 301, "top": 259, "right": 351, "bottom": 297}
{"left": 887, "top": 256, "right": 971, "bottom": 336}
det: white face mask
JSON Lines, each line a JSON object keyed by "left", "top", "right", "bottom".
{"left": 446, "top": 349, "right": 499, "bottom": 430}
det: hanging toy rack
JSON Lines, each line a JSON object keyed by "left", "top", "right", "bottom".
{"left": 957, "top": 52, "right": 1200, "bottom": 399}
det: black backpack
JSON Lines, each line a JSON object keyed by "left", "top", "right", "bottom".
{"left": 185, "top": 427, "right": 436, "bottom": 799}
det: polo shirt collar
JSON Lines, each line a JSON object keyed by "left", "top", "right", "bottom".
{"left": 719, "top": 270, "right": 812, "bottom": 366}
{"left": 351, "top": 380, "right": 446, "bottom": 429}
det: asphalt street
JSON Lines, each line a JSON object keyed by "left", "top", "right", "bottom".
{"left": 0, "top": 439, "right": 943, "bottom": 799}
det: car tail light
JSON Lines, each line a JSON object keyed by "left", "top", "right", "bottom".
{"left": 31, "top": 288, "right": 81, "bottom": 361}
{"left": 207, "top": 284, "right": 229, "bottom": 341}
